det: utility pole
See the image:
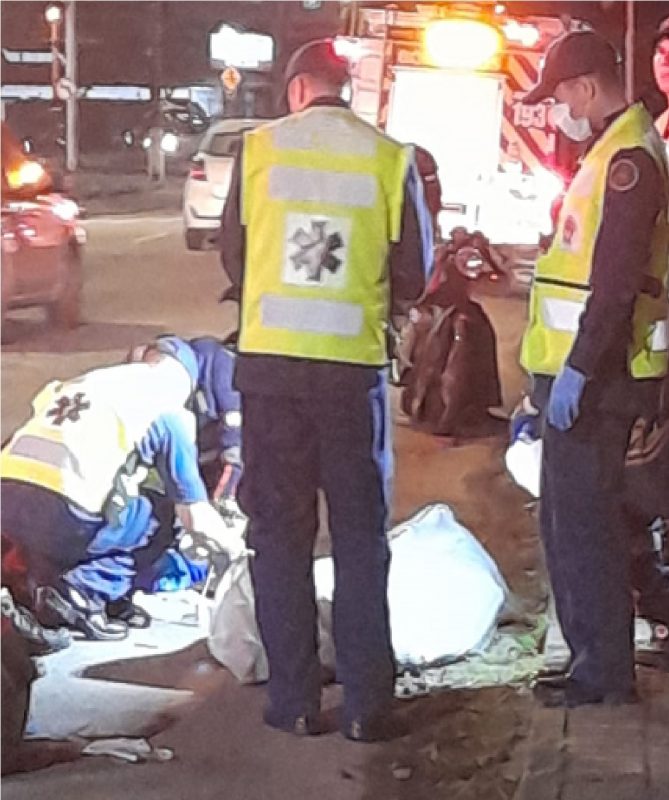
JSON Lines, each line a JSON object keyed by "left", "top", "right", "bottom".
{"left": 64, "top": 0, "right": 78, "bottom": 171}
{"left": 147, "top": 0, "right": 166, "bottom": 181}
{"left": 624, "top": 0, "right": 635, "bottom": 103}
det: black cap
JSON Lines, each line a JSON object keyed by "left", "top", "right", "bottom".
{"left": 654, "top": 17, "right": 669, "bottom": 50}
{"left": 283, "top": 39, "right": 350, "bottom": 91}
{"left": 524, "top": 30, "right": 620, "bottom": 105}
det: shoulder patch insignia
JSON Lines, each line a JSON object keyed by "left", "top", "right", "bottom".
{"left": 608, "top": 158, "right": 639, "bottom": 192}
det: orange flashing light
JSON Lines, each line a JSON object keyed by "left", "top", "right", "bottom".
{"left": 424, "top": 18, "right": 503, "bottom": 70}
{"left": 6, "top": 160, "right": 46, "bottom": 190}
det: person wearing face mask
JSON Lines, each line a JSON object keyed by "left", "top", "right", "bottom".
{"left": 654, "top": 17, "right": 669, "bottom": 143}
{"left": 520, "top": 30, "right": 669, "bottom": 706}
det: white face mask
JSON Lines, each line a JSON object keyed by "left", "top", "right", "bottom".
{"left": 550, "top": 102, "right": 592, "bottom": 142}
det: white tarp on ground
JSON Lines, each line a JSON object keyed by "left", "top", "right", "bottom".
{"left": 505, "top": 437, "right": 542, "bottom": 499}
{"left": 26, "top": 590, "right": 207, "bottom": 740}
{"left": 208, "top": 503, "right": 511, "bottom": 684}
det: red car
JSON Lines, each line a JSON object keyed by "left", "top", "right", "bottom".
{"left": 1, "top": 123, "right": 85, "bottom": 329}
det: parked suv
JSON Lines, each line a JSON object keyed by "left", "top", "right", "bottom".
{"left": 182, "top": 118, "right": 265, "bottom": 250}
{"left": 1, "top": 123, "right": 85, "bottom": 330}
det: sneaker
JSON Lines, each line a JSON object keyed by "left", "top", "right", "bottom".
{"left": 35, "top": 585, "right": 128, "bottom": 641}
{"left": 0, "top": 588, "right": 71, "bottom": 654}
{"left": 107, "top": 597, "right": 151, "bottom": 629}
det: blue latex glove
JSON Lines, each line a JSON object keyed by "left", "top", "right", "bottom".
{"left": 547, "top": 365, "right": 586, "bottom": 431}
{"left": 510, "top": 412, "right": 541, "bottom": 443}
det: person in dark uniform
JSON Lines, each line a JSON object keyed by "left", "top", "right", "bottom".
{"left": 520, "top": 31, "right": 669, "bottom": 706}
{"left": 220, "top": 39, "right": 431, "bottom": 740}
{"left": 654, "top": 17, "right": 669, "bottom": 143}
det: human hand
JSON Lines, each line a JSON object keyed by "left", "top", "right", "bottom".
{"left": 176, "top": 501, "right": 251, "bottom": 561}
{"left": 547, "top": 366, "right": 586, "bottom": 431}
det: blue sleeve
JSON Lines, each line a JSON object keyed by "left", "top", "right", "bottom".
{"left": 388, "top": 157, "right": 432, "bottom": 314}
{"left": 210, "top": 348, "right": 241, "bottom": 419}
{"left": 137, "top": 411, "right": 208, "bottom": 503}
{"left": 405, "top": 157, "right": 435, "bottom": 281}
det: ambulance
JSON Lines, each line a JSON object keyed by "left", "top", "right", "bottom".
{"left": 335, "top": 3, "right": 585, "bottom": 245}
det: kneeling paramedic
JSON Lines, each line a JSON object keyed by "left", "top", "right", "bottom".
{"left": 520, "top": 31, "right": 669, "bottom": 705}
{"left": 0, "top": 337, "right": 247, "bottom": 640}
{"left": 126, "top": 336, "right": 245, "bottom": 595}
{"left": 220, "top": 39, "right": 431, "bottom": 740}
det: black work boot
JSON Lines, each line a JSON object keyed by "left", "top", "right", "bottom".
{"left": 263, "top": 707, "right": 323, "bottom": 736}
{"left": 35, "top": 585, "right": 128, "bottom": 641}
{"left": 342, "top": 710, "right": 408, "bottom": 743}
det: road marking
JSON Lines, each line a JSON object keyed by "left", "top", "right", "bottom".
{"left": 134, "top": 231, "right": 171, "bottom": 244}
{"left": 84, "top": 214, "right": 181, "bottom": 226}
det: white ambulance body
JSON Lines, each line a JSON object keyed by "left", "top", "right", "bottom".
{"left": 336, "top": 5, "right": 582, "bottom": 245}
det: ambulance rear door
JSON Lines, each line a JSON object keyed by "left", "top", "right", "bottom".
{"left": 386, "top": 66, "right": 503, "bottom": 236}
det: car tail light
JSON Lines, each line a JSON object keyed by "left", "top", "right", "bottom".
{"left": 6, "top": 160, "right": 47, "bottom": 190}
{"left": 189, "top": 161, "right": 207, "bottom": 181}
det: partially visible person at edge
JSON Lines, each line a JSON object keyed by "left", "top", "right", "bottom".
{"left": 624, "top": 14, "right": 669, "bottom": 630}
{"left": 654, "top": 17, "right": 669, "bottom": 143}
{"left": 520, "top": 31, "right": 669, "bottom": 707}
{"left": 219, "top": 39, "right": 432, "bottom": 741}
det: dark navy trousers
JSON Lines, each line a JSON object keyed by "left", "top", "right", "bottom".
{"left": 1, "top": 480, "right": 162, "bottom": 609}
{"left": 238, "top": 373, "right": 395, "bottom": 727}
{"left": 540, "top": 396, "right": 637, "bottom": 695}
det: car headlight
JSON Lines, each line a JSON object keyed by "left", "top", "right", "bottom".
{"left": 160, "top": 132, "right": 179, "bottom": 154}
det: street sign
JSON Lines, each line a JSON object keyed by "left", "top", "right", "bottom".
{"left": 220, "top": 66, "right": 242, "bottom": 96}
{"left": 209, "top": 24, "right": 274, "bottom": 71}
{"left": 55, "top": 76, "right": 76, "bottom": 100}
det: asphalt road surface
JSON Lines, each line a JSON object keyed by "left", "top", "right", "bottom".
{"left": 1, "top": 212, "right": 529, "bottom": 440}
{"left": 2, "top": 214, "right": 236, "bottom": 438}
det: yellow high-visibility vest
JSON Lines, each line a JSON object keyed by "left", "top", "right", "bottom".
{"left": 239, "top": 106, "right": 409, "bottom": 366}
{"left": 521, "top": 103, "right": 669, "bottom": 379}
{"left": 0, "top": 379, "right": 132, "bottom": 514}
{"left": 0, "top": 362, "right": 193, "bottom": 514}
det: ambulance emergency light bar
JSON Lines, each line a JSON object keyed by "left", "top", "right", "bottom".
{"left": 424, "top": 18, "right": 502, "bottom": 70}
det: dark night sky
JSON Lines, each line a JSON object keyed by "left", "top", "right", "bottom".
{"left": 2, "top": 1, "right": 344, "bottom": 84}
{"left": 2, "top": 1, "right": 669, "bottom": 105}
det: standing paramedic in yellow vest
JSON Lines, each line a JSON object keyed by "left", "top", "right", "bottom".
{"left": 219, "top": 39, "right": 431, "bottom": 741}
{"left": 520, "top": 31, "right": 669, "bottom": 707}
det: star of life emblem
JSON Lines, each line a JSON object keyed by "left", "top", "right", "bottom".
{"left": 46, "top": 392, "right": 91, "bottom": 426}
{"left": 282, "top": 213, "right": 351, "bottom": 288}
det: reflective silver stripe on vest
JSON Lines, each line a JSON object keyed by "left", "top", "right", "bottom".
{"left": 268, "top": 166, "right": 377, "bottom": 208}
{"left": 261, "top": 294, "right": 363, "bottom": 337}
{"left": 651, "top": 320, "right": 668, "bottom": 351}
{"left": 272, "top": 115, "right": 378, "bottom": 157}
{"left": 9, "top": 434, "right": 81, "bottom": 475}
{"left": 539, "top": 297, "right": 584, "bottom": 333}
